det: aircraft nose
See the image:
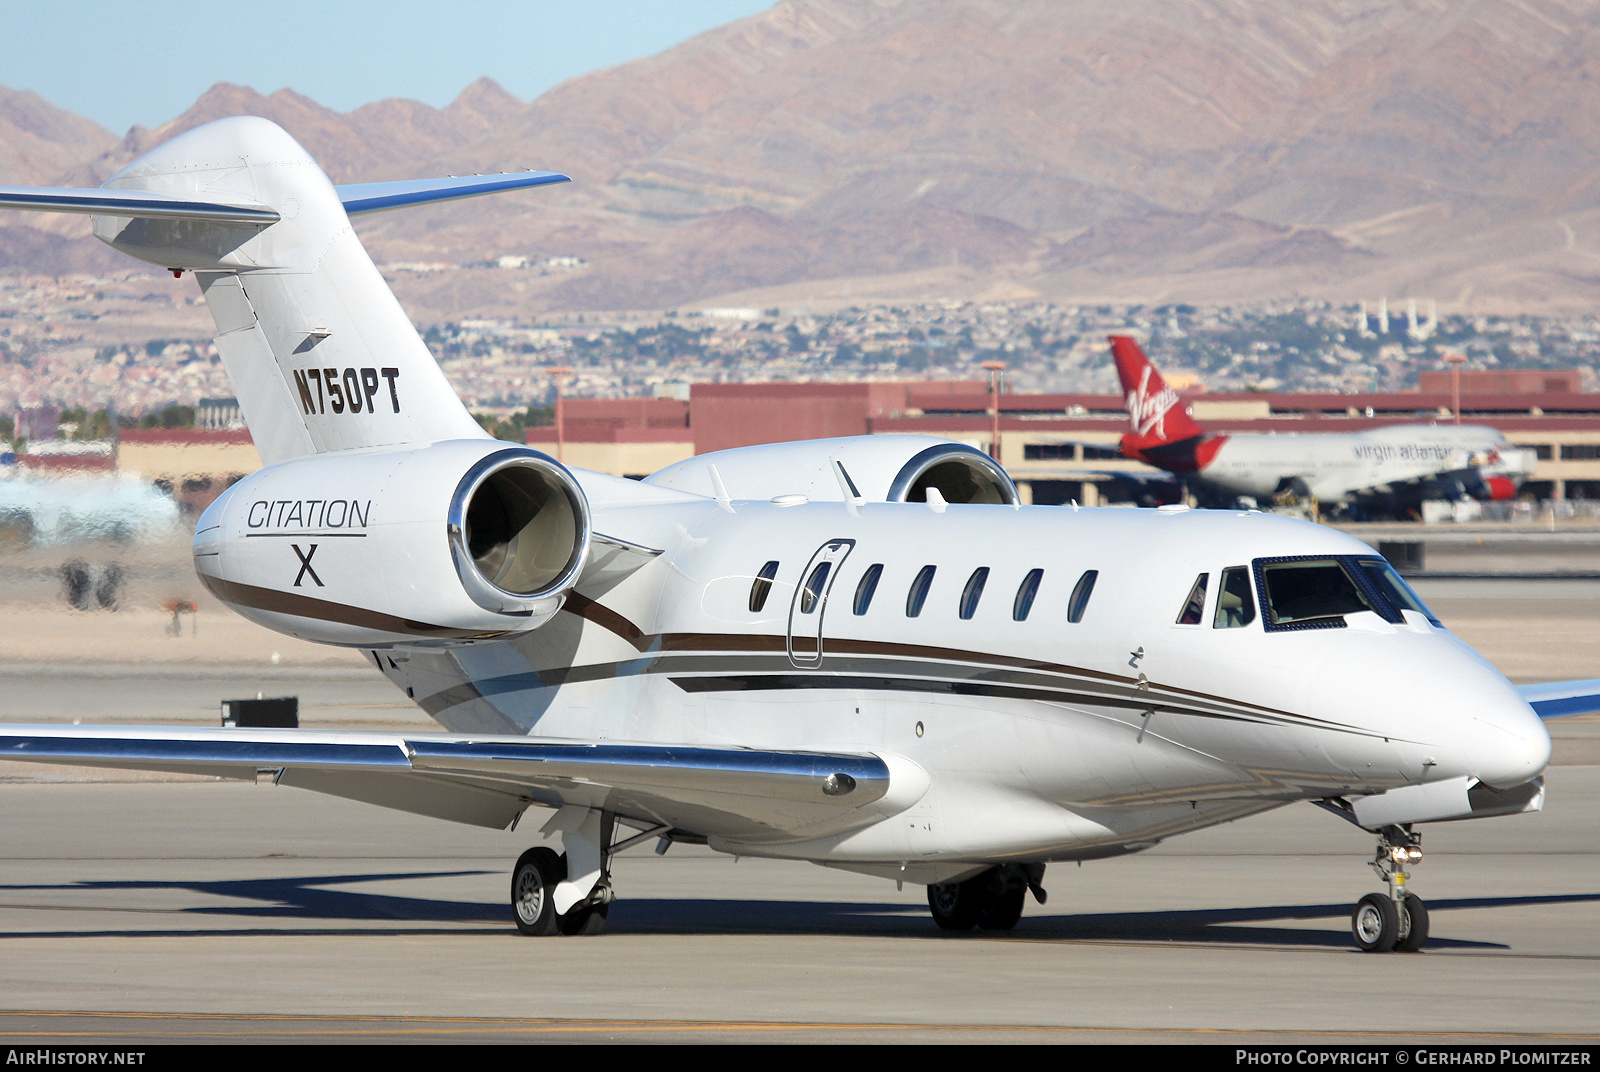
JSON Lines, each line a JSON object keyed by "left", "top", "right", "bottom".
{"left": 1467, "top": 695, "right": 1551, "bottom": 789}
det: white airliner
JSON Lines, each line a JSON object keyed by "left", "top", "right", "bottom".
{"left": 1110, "top": 337, "right": 1536, "bottom": 511}
{"left": 0, "top": 118, "right": 1591, "bottom": 950}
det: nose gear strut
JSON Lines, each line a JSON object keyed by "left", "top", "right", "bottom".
{"left": 1352, "top": 824, "right": 1429, "bottom": 953}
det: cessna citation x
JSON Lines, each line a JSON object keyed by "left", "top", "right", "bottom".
{"left": 1111, "top": 336, "right": 1535, "bottom": 512}
{"left": 0, "top": 118, "right": 1591, "bottom": 951}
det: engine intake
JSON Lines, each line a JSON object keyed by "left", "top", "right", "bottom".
{"left": 887, "top": 443, "right": 1015, "bottom": 505}
{"left": 450, "top": 451, "right": 590, "bottom": 613}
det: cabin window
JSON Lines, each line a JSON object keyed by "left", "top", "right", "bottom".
{"left": 1013, "top": 568, "right": 1043, "bottom": 621}
{"left": 1176, "top": 574, "right": 1209, "bottom": 625}
{"left": 854, "top": 564, "right": 883, "bottom": 616}
{"left": 959, "top": 567, "right": 989, "bottom": 620}
{"left": 1213, "top": 566, "right": 1256, "bottom": 628}
{"left": 1067, "top": 569, "right": 1098, "bottom": 623}
{"left": 799, "top": 561, "right": 832, "bottom": 614}
{"left": 1259, "top": 558, "right": 1375, "bottom": 629}
{"left": 907, "top": 565, "right": 936, "bottom": 617}
{"left": 1356, "top": 557, "right": 1440, "bottom": 626}
{"left": 748, "top": 560, "right": 779, "bottom": 613}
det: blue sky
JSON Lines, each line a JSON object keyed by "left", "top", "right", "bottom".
{"left": 9, "top": 1, "right": 776, "bottom": 134}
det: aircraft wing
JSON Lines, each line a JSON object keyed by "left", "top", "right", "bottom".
{"left": 0, "top": 185, "right": 279, "bottom": 222}
{"left": 1517, "top": 680, "right": 1600, "bottom": 719}
{"left": 0, "top": 726, "right": 899, "bottom": 841}
{"left": 0, "top": 173, "right": 571, "bottom": 224}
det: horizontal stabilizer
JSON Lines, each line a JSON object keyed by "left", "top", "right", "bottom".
{"left": 0, "top": 185, "right": 279, "bottom": 222}
{"left": 1517, "top": 679, "right": 1600, "bottom": 719}
{"left": 335, "top": 171, "right": 570, "bottom": 215}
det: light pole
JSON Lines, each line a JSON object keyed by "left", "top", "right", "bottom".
{"left": 980, "top": 360, "right": 1006, "bottom": 460}
{"left": 1442, "top": 353, "right": 1465, "bottom": 424}
{"left": 545, "top": 366, "right": 572, "bottom": 461}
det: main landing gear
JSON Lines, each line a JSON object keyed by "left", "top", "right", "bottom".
{"left": 1351, "top": 824, "right": 1429, "bottom": 953}
{"left": 511, "top": 847, "right": 612, "bottom": 936}
{"left": 927, "top": 864, "right": 1047, "bottom": 932}
{"left": 511, "top": 808, "right": 671, "bottom": 937}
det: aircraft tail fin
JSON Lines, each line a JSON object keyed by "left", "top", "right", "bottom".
{"left": 1109, "top": 335, "right": 1206, "bottom": 450}
{"left": 0, "top": 117, "right": 569, "bottom": 466}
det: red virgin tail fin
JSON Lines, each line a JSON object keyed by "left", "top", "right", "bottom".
{"left": 1110, "top": 335, "right": 1205, "bottom": 448}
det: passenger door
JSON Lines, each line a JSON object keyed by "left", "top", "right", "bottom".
{"left": 787, "top": 539, "right": 855, "bottom": 669}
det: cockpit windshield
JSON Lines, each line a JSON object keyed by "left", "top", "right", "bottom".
{"left": 1259, "top": 558, "right": 1375, "bottom": 628}
{"left": 1255, "top": 554, "right": 1443, "bottom": 632}
{"left": 1355, "top": 557, "right": 1440, "bottom": 626}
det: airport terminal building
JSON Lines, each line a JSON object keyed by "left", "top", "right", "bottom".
{"left": 523, "top": 372, "right": 1600, "bottom": 506}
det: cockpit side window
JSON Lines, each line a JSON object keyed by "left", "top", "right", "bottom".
{"left": 1176, "top": 573, "right": 1209, "bottom": 625}
{"left": 1213, "top": 566, "right": 1256, "bottom": 629}
{"left": 1258, "top": 558, "right": 1375, "bottom": 630}
{"left": 1357, "top": 557, "right": 1441, "bottom": 626}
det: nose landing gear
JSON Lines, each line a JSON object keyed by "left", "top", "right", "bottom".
{"left": 1351, "top": 824, "right": 1428, "bottom": 953}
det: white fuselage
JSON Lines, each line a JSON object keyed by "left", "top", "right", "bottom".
{"left": 1199, "top": 424, "right": 1532, "bottom": 501}
{"left": 372, "top": 493, "right": 1549, "bottom": 883}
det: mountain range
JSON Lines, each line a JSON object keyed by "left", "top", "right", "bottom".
{"left": 5, "top": 0, "right": 1600, "bottom": 318}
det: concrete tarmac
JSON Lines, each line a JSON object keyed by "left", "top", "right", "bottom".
{"left": 0, "top": 576, "right": 1597, "bottom": 1043}
{"left": 0, "top": 763, "right": 1595, "bottom": 1043}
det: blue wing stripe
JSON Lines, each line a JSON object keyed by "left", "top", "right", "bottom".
{"left": 1528, "top": 694, "right": 1600, "bottom": 719}
{"left": 0, "top": 734, "right": 409, "bottom": 768}
{"left": 336, "top": 172, "right": 570, "bottom": 216}
{"left": 1516, "top": 679, "right": 1600, "bottom": 719}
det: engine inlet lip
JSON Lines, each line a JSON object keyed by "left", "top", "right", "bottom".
{"left": 886, "top": 442, "right": 1019, "bottom": 506}
{"left": 447, "top": 446, "right": 592, "bottom": 615}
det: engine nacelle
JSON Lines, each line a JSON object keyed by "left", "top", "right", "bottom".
{"left": 643, "top": 435, "right": 1019, "bottom": 506}
{"left": 192, "top": 440, "right": 590, "bottom": 647}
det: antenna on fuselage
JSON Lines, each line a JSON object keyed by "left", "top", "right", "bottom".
{"left": 830, "top": 458, "right": 865, "bottom": 516}
{"left": 706, "top": 463, "right": 734, "bottom": 513}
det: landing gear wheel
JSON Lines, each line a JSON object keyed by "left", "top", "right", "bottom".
{"left": 511, "top": 847, "right": 565, "bottom": 936}
{"left": 976, "top": 886, "right": 1026, "bottom": 931}
{"left": 927, "top": 877, "right": 983, "bottom": 931}
{"left": 1396, "top": 893, "right": 1429, "bottom": 953}
{"left": 1352, "top": 892, "right": 1399, "bottom": 953}
{"left": 558, "top": 901, "right": 610, "bottom": 936}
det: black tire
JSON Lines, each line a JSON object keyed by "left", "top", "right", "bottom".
{"left": 1396, "top": 893, "right": 1429, "bottom": 953}
{"left": 511, "top": 847, "right": 564, "bottom": 936}
{"left": 1352, "top": 892, "right": 1399, "bottom": 953}
{"left": 927, "top": 877, "right": 983, "bottom": 931}
{"left": 558, "top": 901, "right": 610, "bottom": 936}
{"left": 976, "top": 885, "right": 1026, "bottom": 931}
{"left": 95, "top": 563, "right": 124, "bottom": 611}
{"left": 61, "top": 561, "right": 92, "bottom": 610}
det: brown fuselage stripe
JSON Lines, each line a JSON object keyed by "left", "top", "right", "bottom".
{"left": 552, "top": 597, "right": 1332, "bottom": 728}
{"left": 198, "top": 574, "right": 511, "bottom": 640}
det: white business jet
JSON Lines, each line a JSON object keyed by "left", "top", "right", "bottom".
{"left": 0, "top": 118, "right": 1589, "bottom": 950}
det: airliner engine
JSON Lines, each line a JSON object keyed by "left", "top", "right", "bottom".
{"left": 192, "top": 440, "right": 590, "bottom": 647}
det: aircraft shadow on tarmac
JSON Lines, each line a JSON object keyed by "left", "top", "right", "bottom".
{"left": 2, "top": 871, "right": 1598, "bottom": 949}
